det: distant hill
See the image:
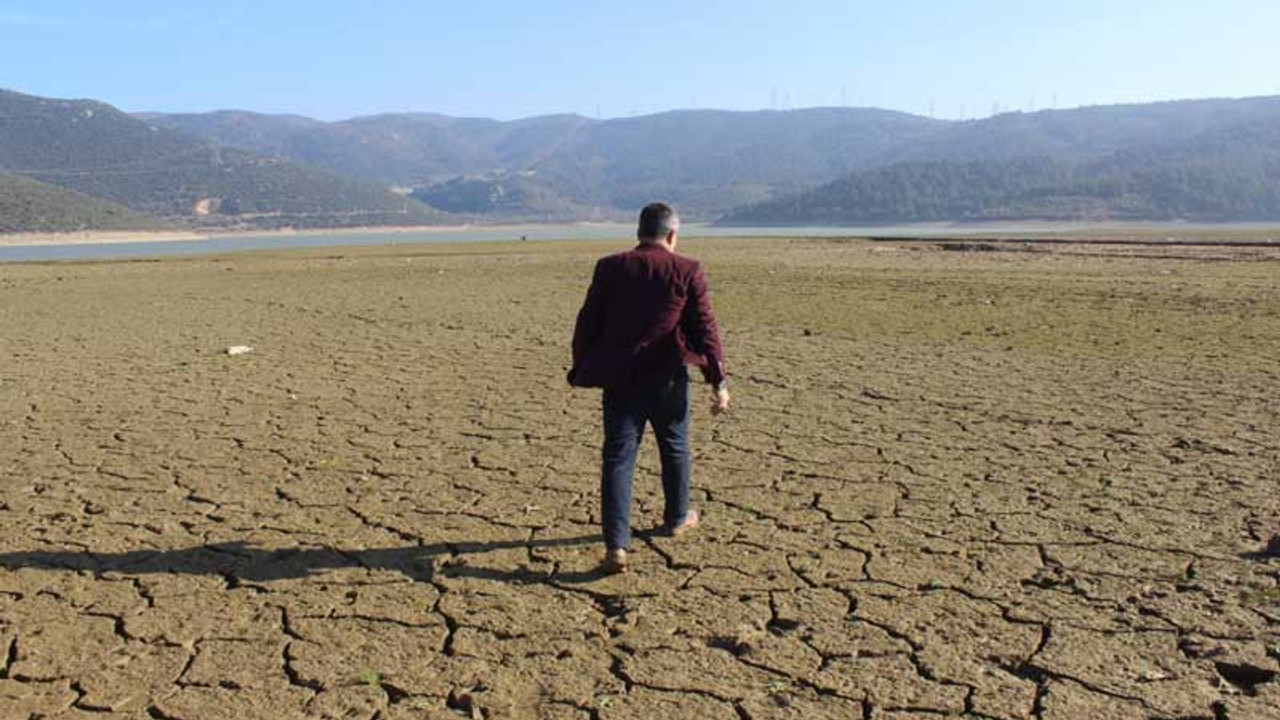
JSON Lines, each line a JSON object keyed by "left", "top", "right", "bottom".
{"left": 870, "top": 96, "right": 1280, "bottom": 166}
{"left": 0, "top": 90, "right": 444, "bottom": 231}
{"left": 146, "top": 111, "right": 610, "bottom": 222}
{"left": 144, "top": 107, "right": 946, "bottom": 219}
{"left": 11, "top": 88, "right": 1280, "bottom": 232}
{"left": 718, "top": 119, "right": 1280, "bottom": 224}
{"left": 521, "top": 108, "right": 947, "bottom": 218}
{"left": 146, "top": 110, "right": 597, "bottom": 187}
{"left": 144, "top": 97, "right": 1280, "bottom": 222}
{"left": 410, "top": 172, "right": 611, "bottom": 222}
{"left": 0, "top": 173, "right": 170, "bottom": 234}
{"left": 131, "top": 110, "right": 325, "bottom": 158}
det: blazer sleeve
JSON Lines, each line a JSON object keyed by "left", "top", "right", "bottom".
{"left": 570, "top": 259, "right": 608, "bottom": 378}
{"left": 680, "top": 262, "right": 726, "bottom": 385}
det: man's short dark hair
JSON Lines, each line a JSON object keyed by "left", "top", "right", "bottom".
{"left": 638, "top": 203, "right": 679, "bottom": 242}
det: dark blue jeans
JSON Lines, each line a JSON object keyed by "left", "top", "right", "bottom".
{"left": 600, "top": 369, "right": 691, "bottom": 550}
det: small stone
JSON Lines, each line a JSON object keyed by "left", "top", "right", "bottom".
{"left": 1262, "top": 534, "right": 1280, "bottom": 558}
{"left": 226, "top": 345, "right": 254, "bottom": 356}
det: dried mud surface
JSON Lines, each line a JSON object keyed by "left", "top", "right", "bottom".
{"left": 2, "top": 238, "right": 1278, "bottom": 720}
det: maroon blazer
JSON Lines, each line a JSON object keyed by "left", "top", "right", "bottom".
{"left": 569, "top": 243, "right": 726, "bottom": 389}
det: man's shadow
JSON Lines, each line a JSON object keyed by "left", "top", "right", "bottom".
{"left": 0, "top": 534, "right": 612, "bottom": 586}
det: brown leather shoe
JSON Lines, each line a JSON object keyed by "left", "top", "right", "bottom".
{"left": 601, "top": 548, "right": 629, "bottom": 575}
{"left": 668, "top": 508, "right": 700, "bottom": 537}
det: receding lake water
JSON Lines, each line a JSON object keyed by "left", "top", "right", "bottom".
{"left": 0, "top": 224, "right": 871, "bottom": 263}
{"left": 3, "top": 221, "right": 1278, "bottom": 263}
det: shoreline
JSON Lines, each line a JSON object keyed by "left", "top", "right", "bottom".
{"left": 0, "top": 230, "right": 209, "bottom": 247}
{"left": 4, "top": 219, "right": 1280, "bottom": 250}
{"left": 0, "top": 222, "right": 632, "bottom": 248}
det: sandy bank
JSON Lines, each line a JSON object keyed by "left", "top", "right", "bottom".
{"left": 0, "top": 222, "right": 632, "bottom": 248}
{"left": 0, "top": 230, "right": 209, "bottom": 247}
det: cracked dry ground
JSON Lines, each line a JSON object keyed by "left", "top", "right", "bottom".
{"left": 1, "top": 237, "right": 1278, "bottom": 720}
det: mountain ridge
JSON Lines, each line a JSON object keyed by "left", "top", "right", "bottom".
{"left": 143, "top": 105, "right": 948, "bottom": 219}
{"left": 0, "top": 89, "right": 445, "bottom": 232}
{"left": 718, "top": 116, "right": 1280, "bottom": 225}
{"left": 8, "top": 88, "right": 1280, "bottom": 232}
{"left": 142, "top": 95, "right": 1280, "bottom": 223}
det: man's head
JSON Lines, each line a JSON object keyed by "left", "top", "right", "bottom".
{"left": 637, "top": 202, "right": 679, "bottom": 250}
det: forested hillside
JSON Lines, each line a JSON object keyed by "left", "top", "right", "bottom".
{"left": 719, "top": 119, "right": 1280, "bottom": 224}
{"left": 410, "top": 173, "right": 607, "bottom": 221}
{"left": 146, "top": 107, "right": 946, "bottom": 219}
{"left": 147, "top": 96, "right": 1280, "bottom": 222}
{"left": 0, "top": 90, "right": 443, "bottom": 231}
{"left": 8, "top": 87, "right": 1280, "bottom": 232}
{"left": 0, "top": 173, "right": 169, "bottom": 233}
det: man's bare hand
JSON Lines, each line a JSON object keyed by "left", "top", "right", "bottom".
{"left": 710, "top": 387, "right": 731, "bottom": 416}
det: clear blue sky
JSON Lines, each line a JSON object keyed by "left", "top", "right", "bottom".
{"left": 3, "top": 0, "right": 1278, "bottom": 121}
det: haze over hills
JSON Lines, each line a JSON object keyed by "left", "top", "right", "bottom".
{"left": 719, "top": 115, "right": 1280, "bottom": 225}
{"left": 145, "top": 106, "right": 947, "bottom": 220}
{"left": 143, "top": 110, "right": 595, "bottom": 186}
{"left": 867, "top": 96, "right": 1280, "bottom": 165}
{"left": 6, "top": 87, "right": 1280, "bottom": 234}
{"left": 145, "top": 95, "right": 1280, "bottom": 225}
{"left": 0, "top": 90, "right": 442, "bottom": 232}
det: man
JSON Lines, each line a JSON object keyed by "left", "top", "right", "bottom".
{"left": 569, "top": 203, "right": 730, "bottom": 574}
